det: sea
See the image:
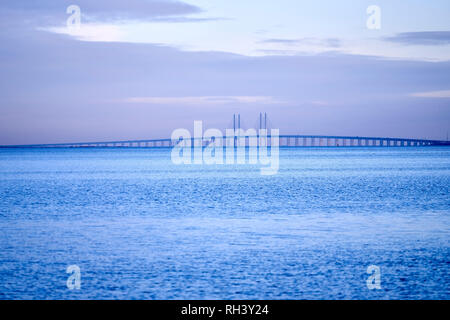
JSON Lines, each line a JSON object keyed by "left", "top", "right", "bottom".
{"left": 0, "top": 147, "right": 448, "bottom": 299}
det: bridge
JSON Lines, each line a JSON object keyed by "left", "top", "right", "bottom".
{"left": 0, "top": 135, "right": 450, "bottom": 148}
{"left": 1, "top": 134, "right": 448, "bottom": 148}
{"left": 1, "top": 114, "right": 448, "bottom": 148}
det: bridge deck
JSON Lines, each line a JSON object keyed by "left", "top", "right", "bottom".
{"left": 1, "top": 135, "right": 449, "bottom": 148}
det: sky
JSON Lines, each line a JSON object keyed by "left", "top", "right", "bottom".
{"left": 0, "top": 0, "right": 449, "bottom": 145}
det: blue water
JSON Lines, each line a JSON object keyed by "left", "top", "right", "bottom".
{"left": 0, "top": 147, "right": 449, "bottom": 299}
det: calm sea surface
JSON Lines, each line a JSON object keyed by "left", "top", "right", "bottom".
{"left": 0, "top": 147, "right": 449, "bottom": 299}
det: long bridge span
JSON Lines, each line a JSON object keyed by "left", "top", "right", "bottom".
{"left": 1, "top": 114, "right": 449, "bottom": 148}
{"left": 1, "top": 134, "right": 449, "bottom": 148}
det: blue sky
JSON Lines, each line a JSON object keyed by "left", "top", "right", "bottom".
{"left": 0, "top": 0, "right": 449, "bottom": 144}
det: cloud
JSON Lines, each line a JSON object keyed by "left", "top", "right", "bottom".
{"left": 124, "top": 96, "right": 285, "bottom": 105}
{"left": 43, "top": 24, "right": 126, "bottom": 43}
{"left": 256, "top": 49, "right": 301, "bottom": 55}
{"left": 310, "top": 101, "right": 330, "bottom": 106}
{"left": 325, "top": 38, "right": 341, "bottom": 48}
{"left": 385, "top": 32, "right": 450, "bottom": 46}
{"left": 139, "top": 16, "right": 228, "bottom": 23}
{"left": 260, "top": 39, "right": 302, "bottom": 45}
{"left": 411, "top": 90, "right": 450, "bottom": 98}
{"left": 259, "top": 38, "right": 341, "bottom": 48}
{"left": 0, "top": 0, "right": 203, "bottom": 23}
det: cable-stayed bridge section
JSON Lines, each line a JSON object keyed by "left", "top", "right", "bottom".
{"left": 1, "top": 113, "right": 449, "bottom": 148}
{"left": 1, "top": 135, "right": 449, "bottom": 148}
